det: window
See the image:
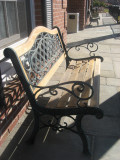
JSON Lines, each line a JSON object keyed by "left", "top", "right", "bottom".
{"left": 43, "top": 0, "right": 53, "bottom": 29}
{"left": 0, "top": 0, "right": 31, "bottom": 48}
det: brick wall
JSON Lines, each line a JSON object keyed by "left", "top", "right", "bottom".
{"left": 34, "top": 0, "right": 67, "bottom": 43}
{"left": 34, "top": 0, "right": 44, "bottom": 26}
{"left": 67, "top": 0, "right": 91, "bottom": 30}
{"left": 52, "top": 0, "right": 67, "bottom": 43}
{"left": 0, "top": 77, "right": 29, "bottom": 146}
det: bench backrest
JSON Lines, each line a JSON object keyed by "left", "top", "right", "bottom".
{"left": 4, "top": 26, "right": 66, "bottom": 100}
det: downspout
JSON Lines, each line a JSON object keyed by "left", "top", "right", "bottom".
{"left": 30, "top": 0, "right": 35, "bottom": 29}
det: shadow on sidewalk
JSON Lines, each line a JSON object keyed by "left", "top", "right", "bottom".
{"left": 67, "top": 33, "right": 120, "bottom": 48}
{"left": 82, "top": 92, "right": 120, "bottom": 160}
{"left": 85, "top": 23, "right": 118, "bottom": 29}
{"left": 0, "top": 92, "right": 120, "bottom": 160}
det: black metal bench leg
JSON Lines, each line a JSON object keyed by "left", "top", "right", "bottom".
{"left": 76, "top": 115, "right": 89, "bottom": 154}
{"left": 27, "top": 111, "right": 39, "bottom": 144}
{"left": 97, "top": 20, "right": 99, "bottom": 25}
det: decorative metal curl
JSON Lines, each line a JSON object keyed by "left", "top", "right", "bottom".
{"left": 39, "top": 114, "right": 77, "bottom": 132}
{"left": 31, "top": 81, "right": 94, "bottom": 106}
{"left": 49, "top": 87, "right": 58, "bottom": 96}
{"left": 87, "top": 42, "right": 98, "bottom": 55}
{"left": 66, "top": 42, "right": 102, "bottom": 62}
{"left": 75, "top": 46, "right": 81, "bottom": 51}
{"left": 68, "top": 42, "right": 98, "bottom": 53}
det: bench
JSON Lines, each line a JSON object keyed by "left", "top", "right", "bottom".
{"left": 4, "top": 26, "right": 104, "bottom": 154}
{"left": 89, "top": 10, "right": 100, "bottom": 25}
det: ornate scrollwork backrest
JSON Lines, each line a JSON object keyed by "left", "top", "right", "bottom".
{"left": 20, "top": 32, "right": 64, "bottom": 86}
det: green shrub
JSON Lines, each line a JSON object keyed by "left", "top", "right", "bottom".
{"left": 93, "top": 0, "right": 100, "bottom": 7}
{"left": 93, "top": 0, "right": 107, "bottom": 7}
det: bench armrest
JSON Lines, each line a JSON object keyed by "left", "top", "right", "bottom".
{"left": 66, "top": 43, "right": 103, "bottom": 62}
{"left": 30, "top": 81, "right": 94, "bottom": 107}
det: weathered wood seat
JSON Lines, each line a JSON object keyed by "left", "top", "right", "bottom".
{"left": 4, "top": 26, "right": 104, "bottom": 154}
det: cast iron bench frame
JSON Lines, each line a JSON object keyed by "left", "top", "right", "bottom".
{"left": 4, "top": 26, "right": 104, "bottom": 154}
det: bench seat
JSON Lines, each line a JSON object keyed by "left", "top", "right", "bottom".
{"left": 39, "top": 58, "right": 101, "bottom": 110}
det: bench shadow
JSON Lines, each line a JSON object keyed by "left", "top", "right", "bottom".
{"left": 85, "top": 23, "right": 119, "bottom": 29}
{"left": 67, "top": 22, "right": 120, "bottom": 49}
{"left": 0, "top": 78, "right": 120, "bottom": 160}
{"left": 0, "top": 77, "right": 29, "bottom": 140}
{"left": 82, "top": 92, "right": 120, "bottom": 160}
{"left": 67, "top": 32, "right": 120, "bottom": 48}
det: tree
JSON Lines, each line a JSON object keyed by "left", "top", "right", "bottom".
{"left": 93, "top": 0, "right": 107, "bottom": 7}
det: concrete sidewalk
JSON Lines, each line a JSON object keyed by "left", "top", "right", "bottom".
{"left": 0, "top": 13, "right": 120, "bottom": 160}
{"left": 67, "top": 13, "right": 120, "bottom": 160}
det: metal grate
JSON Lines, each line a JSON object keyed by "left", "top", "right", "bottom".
{"left": 20, "top": 32, "right": 64, "bottom": 86}
{"left": 45, "top": 0, "right": 53, "bottom": 29}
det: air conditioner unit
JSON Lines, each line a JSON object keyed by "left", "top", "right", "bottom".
{"left": 67, "top": 13, "right": 79, "bottom": 33}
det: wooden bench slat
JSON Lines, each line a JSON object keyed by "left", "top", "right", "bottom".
{"left": 68, "top": 60, "right": 89, "bottom": 107}
{"left": 79, "top": 59, "right": 95, "bottom": 107}
{"left": 45, "top": 59, "right": 97, "bottom": 109}
{"left": 68, "top": 59, "right": 94, "bottom": 107}
{"left": 46, "top": 60, "right": 77, "bottom": 108}
{"left": 90, "top": 59, "right": 101, "bottom": 107}
{"left": 56, "top": 61, "right": 83, "bottom": 108}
